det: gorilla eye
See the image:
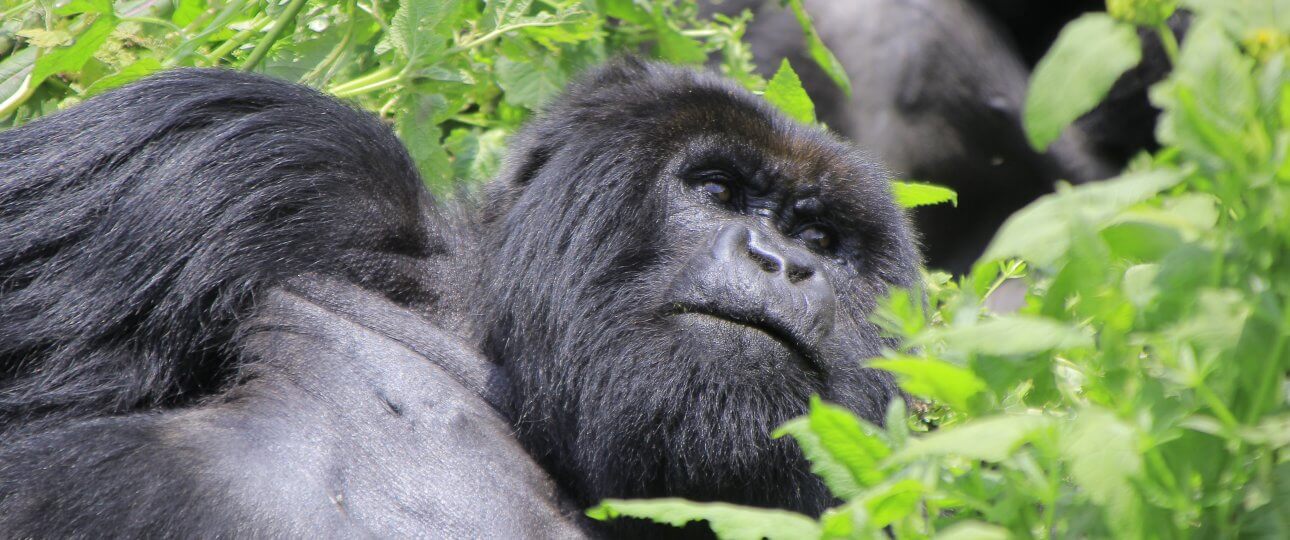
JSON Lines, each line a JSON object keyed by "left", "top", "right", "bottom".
{"left": 701, "top": 180, "right": 733, "bottom": 203}
{"left": 797, "top": 226, "right": 833, "bottom": 251}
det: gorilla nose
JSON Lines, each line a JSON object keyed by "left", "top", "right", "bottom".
{"left": 739, "top": 228, "right": 817, "bottom": 283}
{"left": 673, "top": 223, "right": 837, "bottom": 352}
{"left": 713, "top": 224, "right": 822, "bottom": 287}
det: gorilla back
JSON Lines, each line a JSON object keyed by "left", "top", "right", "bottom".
{"left": 0, "top": 60, "right": 918, "bottom": 536}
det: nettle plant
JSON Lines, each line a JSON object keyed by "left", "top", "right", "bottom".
{"left": 591, "top": 1, "right": 1290, "bottom": 538}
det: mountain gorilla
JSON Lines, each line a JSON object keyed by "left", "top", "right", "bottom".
{"left": 0, "top": 59, "right": 918, "bottom": 536}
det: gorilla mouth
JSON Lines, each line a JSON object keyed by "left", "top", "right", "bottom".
{"left": 669, "top": 306, "right": 822, "bottom": 371}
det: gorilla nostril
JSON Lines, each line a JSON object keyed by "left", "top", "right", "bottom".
{"left": 745, "top": 243, "right": 784, "bottom": 274}
{"left": 786, "top": 264, "right": 814, "bottom": 283}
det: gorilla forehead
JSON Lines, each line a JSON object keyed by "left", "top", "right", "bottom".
{"left": 516, "top": 60, "right": 901, "bottom": 244}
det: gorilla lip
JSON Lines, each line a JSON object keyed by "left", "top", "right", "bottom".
{"left": 669, "top": 305, "right": 822, "bottom": 371}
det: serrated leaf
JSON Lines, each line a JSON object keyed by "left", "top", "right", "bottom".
{"left": 981, "top": 169, "right": 1184, "bottom": 266}
{"left": 1024, "top": 13, "right": 1141, "bottom": 150}
{"left": 389, "top": 0, "right": 452, "bottom": 63}
{"left": 919, "top": 315, "right": 1093, "bottom": 356}
{"left": 655, "top": 23, "right": 707, "bottom": 65}
{"left": 15, "top": 29, "right": 72, "bottom": 48}
{"left": 31, "top": 12, "right": 119, "bottom": 84}
{"left": 892, "top": 181, "right": 958, "bottom": 208}
{"left": 783, "top": 0, "right": 851, "bottom": 96}
{"left": 871, "top": 356, "right": 986, "bottom": 412}
{"left": 496, "top": 54, "right": 567, "bottom": 109}
{"left": 764, "top": 59, "right": 815, "bottom": 124}
{"left": 774, "top": 397, "right": 891, "bottom": 501}
{"left": 587, "top": 499, "right": 821, "bottom": 540}
{"left": 1061, "top": 408, "right": 1142, "bottom": 532}
{"left": 894, "top": 415, "right": 1053, "bottom": 462}
{"left": 1150, "top": 16, "right": 1259, "bottom": 173}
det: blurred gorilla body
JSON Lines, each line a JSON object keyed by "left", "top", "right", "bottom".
{"left": 0, "top": 60, "right": 918, "bottom": 536}
{"left": 711, "top": 0, "right": 1178, "bottom": 271}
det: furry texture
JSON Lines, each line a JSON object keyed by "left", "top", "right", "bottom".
{"left": 0, "top": 60, "right": 919, "bottom": 535}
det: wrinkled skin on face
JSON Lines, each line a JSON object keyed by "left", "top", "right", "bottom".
{"left": 477, "top": 59, "right": 921, "bottom": 522}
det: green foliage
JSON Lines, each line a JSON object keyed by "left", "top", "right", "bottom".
{"left": 763, "top": 58, "right": 813, "bottom": 124}
{"left": 6, "top": 1, "right": 1288, "bottom": 538}
{"left": 1023, "top": 13, "right": 1142, "bottom": 151}
{"left": 0, "top": 0, "right": 775, "bottom": 193}
{"left": 589, "top": 3, "right": 1290, "bottom": 539}
{"left": 891, "top": 181, "right": 959, "bottom": 208}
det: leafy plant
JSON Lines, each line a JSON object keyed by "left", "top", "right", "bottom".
{"left": 591, "top": 0, "right": 1290, "bottom": 538}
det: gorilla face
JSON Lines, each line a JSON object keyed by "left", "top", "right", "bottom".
{"left": 479, "top": 60, "right": 919, "bottom": 515}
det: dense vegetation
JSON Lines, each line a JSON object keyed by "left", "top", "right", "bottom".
{"left": 2, "top": 0, "right": 1287, "bottom": 538}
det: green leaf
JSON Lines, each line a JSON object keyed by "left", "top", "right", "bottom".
{"left": 31, "top": 11, "right": 119, "bottom": 84}
{"left": 782, "top": 0, "right": 851, "bottom": 96}
{"left": 894, "top": 415, "right": 1053, "bottom": 462}
{"left": 0, "top": 48, "right": 37, "bottom": 103}
{"left": 919, "top": 315, "right": 1093, "bottom": 357}
{"left": 587, "top": 499, "right": 821, "bottom": 540}
{"left": 1150, "top": 16, "right": 1259, "bottom": 173}
{"left": 1060, "top": 408, "right": 1143, "bottom": 533}
{"left": 764, "top": 59, "right": 815, "bottom": 124}
{"left": 655, "top": 24, "right": 707, "bottom": 65}
{"left": 82, "top": 58, "right": 163, "bottom": 97}
{"left": 933, "top": 521, "right": 1011, "bottom": 540}
{"left": 1024, "top": 13, "right": 1142, "bottom": 150}
{"left": 389, "top": 0, "right": 453, "bottom": 64}
{"left": 891, "top": 181, "right": 958, "bottom": 208}
{"left": 981, "top": 169, "right": 1185, "bottom": 266}
{"left": 871, "top": 356, "right": 986, "bottom": 412}
{"left": 496, "top": 54, "right": 567, "bottom": 110}
{"left": 863, "top": 479, "right": 923, "bottom": 527}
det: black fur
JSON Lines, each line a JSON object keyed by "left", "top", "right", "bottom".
{"left": 0, "top": 60, "right": 917, "bottom": 536}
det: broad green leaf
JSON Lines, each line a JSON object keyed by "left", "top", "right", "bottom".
{"left": 934, "top": 521, "right": 1011, "bottom": 540}
{"left": 83, "top": 58, "right": 163, "bottom": 97}
{"left": 806, "top": 397, "right": 890, "bottom": 486}
{"left": 171, "top": 0, "right": 205, "bottom": 27}
{"left": 894, "top": 415, "right": 1053, "bottom": 462}
{"left": 1061, "top": 408, "right": 1143, "bottom": 533}
{"left": 863, "top": 479, "right": 923, "bottom": 527}
{"left": 891, "top": 181, "right": 958, "bottom": 208}
{"left": 1150, "top": 16, "right": 1259, "bottom": 173}
{"left": 389, "top": 0, "right": 453, "bottom": 64}
{"left": 496, "top": 54, "right": 567, "bottom": 109}
{"left": 981, "top": 169, "right": 1184, "bottom": 266}
{"left": 871, "top": 356, "right": 986, "bottom": 412}
{"left": 655, "top": 24, "right": 707, "bottom": 65}
{"left": 0, "top": 48, "right": 37, "bottom": 103}
{"left": 587, "top": 499, "right": 821, "bottom": 540}
{"left": 775, "top": 417, "right": 864, "bottom": 499}
{"left": 919, "top": 315, "right": 1093, "bottom": 357}
{"left": 31, "top": 11, "right": 119, "bottom": 84}
{"left": 764, "top": 59, "right": 815, "bottom": 124}
{"left": 782, "top": 0, "right": 851, "bottom": 96}
{"left": 1024, "top": 13, "right": 1141, "bottom": 151}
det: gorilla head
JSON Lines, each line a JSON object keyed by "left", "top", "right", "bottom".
{"left": 476, "top": 60, "right": 921, "bottom": 515}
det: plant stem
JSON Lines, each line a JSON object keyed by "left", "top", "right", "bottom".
{"left": 1157, "top": 23, "right": 1181, "bottom": 65}
{"left": 241, "top": 0, "right": 309, "bottom": 72}
{"left": 205, "top": 15, "right": 271, "bottom": 63}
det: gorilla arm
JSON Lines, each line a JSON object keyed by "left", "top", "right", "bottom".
{"left": 0, "top": 276, "right": 583, "bottom": 537}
